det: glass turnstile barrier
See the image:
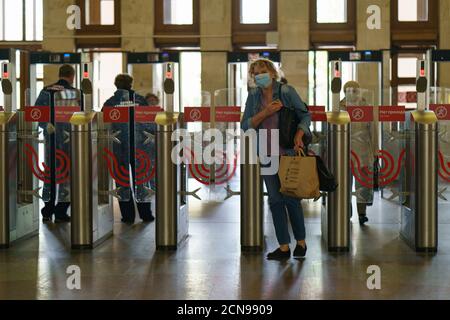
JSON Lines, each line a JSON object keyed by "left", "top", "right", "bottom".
{"left": 100, "top": 89, "right": 132, "bottom": 202}
{"left": 133, "top": 90, "right": 160, "bottom": 203}
{"left": 430, "top": 87, "right": 450, "bottom": 223}
{"left": 24, "top": 89, "right": 81, "bottom": 202}
{"left": 346, "top": 88, "right": 407, "bottom": 219}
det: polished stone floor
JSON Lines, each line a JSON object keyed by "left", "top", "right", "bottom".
{"left": 1, "top": 183, "right": 450, "bottom": 300}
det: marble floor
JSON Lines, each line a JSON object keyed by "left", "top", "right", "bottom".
{"left": 1, "top": 185, "right": 450, "bottom": 300}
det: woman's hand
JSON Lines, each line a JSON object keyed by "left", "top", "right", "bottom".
{"left": 264, "top": 100, "right": 283, "bottom": 117}
{"left": 294, "top": 129, "right": 305, "bottom": 152}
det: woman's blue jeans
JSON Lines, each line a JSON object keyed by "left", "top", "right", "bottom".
{"left": 263, "top": 172, "right": 306, "bottom": 246}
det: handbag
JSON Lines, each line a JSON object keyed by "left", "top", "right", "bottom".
{"left": 277, "top": 84, "right": 310, "bottom": 149}
{"left": 279, "top": 150, "right": 321, "bottom": 200}
{"left": 313, "top": 155, "right": 338, "bottom": 192}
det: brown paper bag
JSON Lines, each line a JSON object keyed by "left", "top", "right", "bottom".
{"left": 279, "top": 150, "right": 321, "bottom": 199}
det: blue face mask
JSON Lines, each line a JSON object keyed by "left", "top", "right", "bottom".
{"left": 254, "top": 73, "right": 272, "bottom": 89}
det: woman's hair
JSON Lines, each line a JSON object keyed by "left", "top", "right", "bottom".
{"left": 249, "top": 59, "right": 280, "bottom": 80}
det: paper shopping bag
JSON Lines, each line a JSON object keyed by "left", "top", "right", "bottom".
{"left": 279, "top": 150, "right": 321, "bottom": 199}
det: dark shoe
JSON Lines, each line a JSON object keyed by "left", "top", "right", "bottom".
{"left": 42, "top": 216, "right": 52, "bottom": 223}
{"left": 121, "top": 218, "right": 135, "bottom": 225}
{"left": 359, "top": 215, "right": 369, "bottom": 226}
{"left": 142, "top": 215, "right": 155, "bottom": 223}
{"left": 293, "top": 244, "right": 308, "bottom": 258}
{"left": 267, "top": 248, "right": 291, "bottom": 261}
{"left": 54, "top": 215, "right": 71, "bottom": 223}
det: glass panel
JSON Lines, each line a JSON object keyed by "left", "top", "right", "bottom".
{"left": 24, "top": 89, "right": 51, "bottom": 201}
{"left": 53, "top": 89, "right": 82, "bottom": 202}
{"left": 180, "top": 51, "right": 202, "bottom": 121}
{"left": 100, "top": 0, "right": 115, "bottom": 25}
{"left": 4, "top": 0, "right": 23, "bottom": 40}
{"left": 85, "top": 0, "right": 115, "bottom": 25}
{"left": 164, "top": 0, "right": 193, "bottom": 25}
{"left": 101, "top": 89, "right": 132, "bottom": 201}
{"left": 398, "top": 0, "right": 428, "bottom": 22}
{"left": 134, "top": 90, "right": 159, "bottom": 203}
{"left": 93, "top": 52, "right": 123, "bottom": 111}
{"left": 430, "top": 88, "right": 450, "bottom": 217}
{"left": 398, "top": 57, "right": 418, "bottom": 78}
{"left": 25, "top": 0, "right": 34, "bottom": 40}
{"left": 316, "top": 0, "right": 347, "bottom": 24}
{"left": 397, "top": 85, "right": 417, "bottom": 109}
{"left": 240, "top": 0, "right": 270, "bottom": 24}
{"left": 25, "top": 0, "right": 43, "bottom": 41}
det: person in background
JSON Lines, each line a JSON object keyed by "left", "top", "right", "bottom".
{"left": 241, "top": 59, "right": 312, "bottom": 261}
{"left": 145, "top": 93, "right": 160, "bottom": 106}
{"left": 103, "top": 74, "right": 155, "bottom": 224}
{"left": 340, "top": 81, "right": 374, "bottom": 225}
{"left": 35, "top": 64, "right": 79, "bottom": 223}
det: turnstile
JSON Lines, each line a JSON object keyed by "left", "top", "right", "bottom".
{"left": 155, "top": 69, "right": 189, "bottom": 250}
{"left": 69, "top": 70, "right": 114, "bottom": 249}
{"left": 0, "top": 49, "right": 40, "bottom": 248}
{"left": 321, "top": 61, "right": 352, "bottom": 252}
{"left": 399, "top": 60, "right": 438, "bottom": 252}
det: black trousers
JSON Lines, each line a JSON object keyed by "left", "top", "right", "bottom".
{"left": 119, "top": 200, "right": 152, "bottom": 222}
{"left": 42, "top": 202, "right": 70, "bottom": 218}
{"left": 118, "top": 121, "right": 153, "bottom": 222}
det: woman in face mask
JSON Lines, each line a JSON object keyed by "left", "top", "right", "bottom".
{"left": 241, "top": 59, "right": 312, "bottom": 260}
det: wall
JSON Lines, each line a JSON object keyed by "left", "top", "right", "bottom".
{"left": 278, "top": 0, "right": 309, "bottom": 100}
{"left": 200, "top": 0, "right": 232, "bottom": 97}
{"left": 42, "top": 0, "right": 76, "bottom": 85}
{"left": 121, "top": 0, "right": 155, "bottom": 93}
{"left": 356, "top": 0, "right": 390, "bottom": 106}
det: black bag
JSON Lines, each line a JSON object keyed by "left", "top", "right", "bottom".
{"left": 313, "top": 156, "right": 338, "bottom": 192}
{"left": 278, "top": 84, "right": 311, "bottom": 149}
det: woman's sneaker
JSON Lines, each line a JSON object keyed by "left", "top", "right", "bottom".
{"left": 293, "top": 244, "right": 307, "bottom": 258}
{"left": 267, "top": 248, "right": 291, "bottom": 261}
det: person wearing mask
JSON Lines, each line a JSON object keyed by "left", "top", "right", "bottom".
{"left": 241, "top": 59, "right": 312, "bottom": 260}
{"left": 103, "top": 74, "right": 155, "bottom": 224}
{"left": 340, "top": 81, "right": 374, "bottom": 225}
{"left": 35, "top": 64, "right": 79, "bottom": 223}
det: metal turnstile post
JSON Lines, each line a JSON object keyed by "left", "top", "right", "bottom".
{"left": 400, "top": 60, "right": 438, "bottom": 252}
{"left": 322, "top": 60, "right": 352, "bottom": 252}
{"left": 322, "top": 113, "right": 351, "bottom": 252}
{"left": 155, "top": 113, "right": 189, "bottom": 250}
{"left": 70, "top": 112, "right": 96, "bottom": 249}
{"left": 401, "top": 111, "right": 438, "bottom": 252}
{"left": 240, "top": 135, "right": 264, "bottom": 252}
{"left": 0, "top": 112, "right": 17, "bottom": 249}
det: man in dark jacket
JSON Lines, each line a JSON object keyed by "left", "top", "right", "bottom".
{"left": 35, "top": 64, "right": 80, "bottom": 223}
{"left": 103, "top": 74, "right": 155, "bottom": 224}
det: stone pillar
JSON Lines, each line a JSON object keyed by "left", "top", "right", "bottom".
{"left": 42, "top": 0, "right": 76, "bottom": 85}
{"left": 200, "top": 0, "right": 232, "bottom": 96}
{"left": 278, "top": 0, "right": 309, "bottom": 101}
{"left": 122, "top": 0, "right": 156, "bottom": 94}
{"left": 356, "top": 0, "right": 390, "bottom": 106}
{"left": 356, "top": 0, "right": 390, "bottom": 156}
